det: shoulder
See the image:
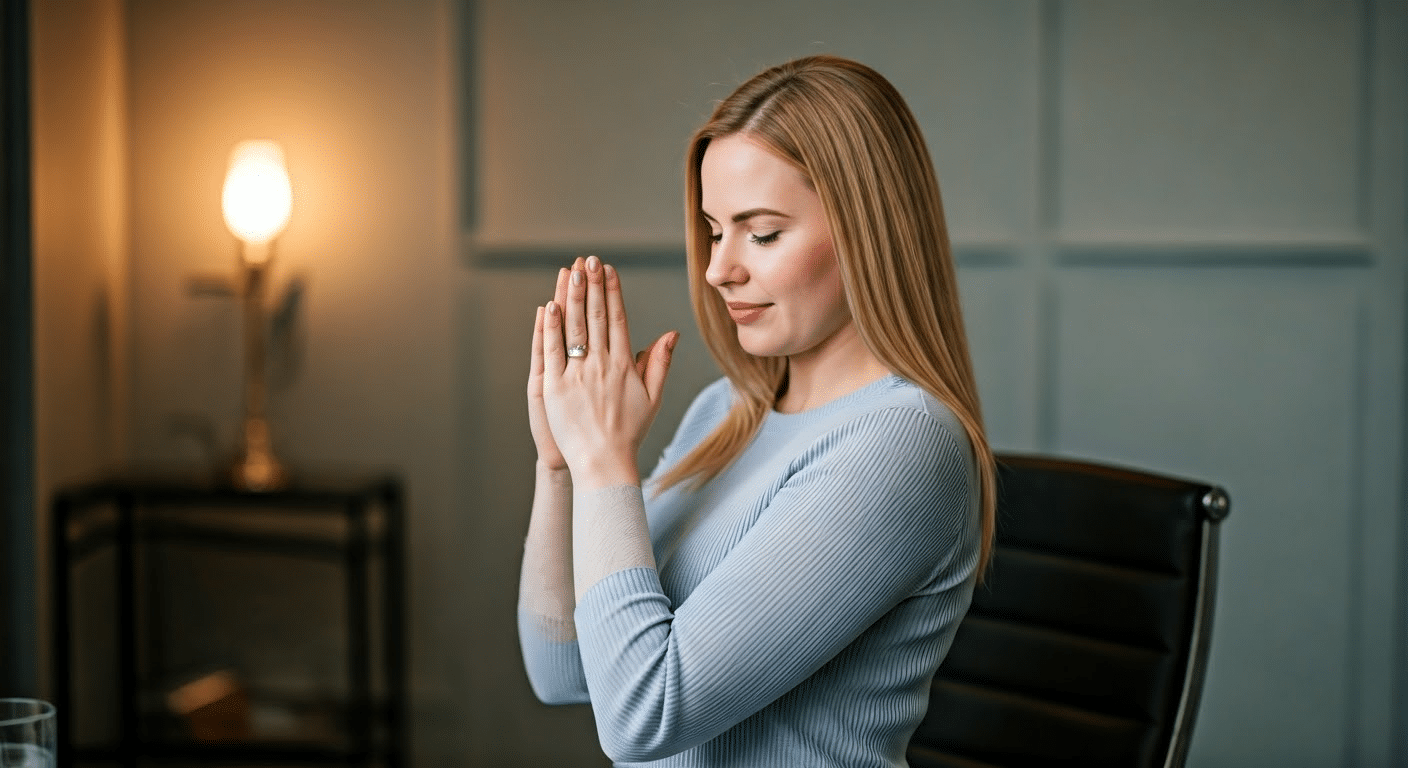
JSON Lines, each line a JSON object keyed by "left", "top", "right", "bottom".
{"left": 841, "top": 398, "right": 968, "bottom": 461}
{"left": 778, "top": 377, "right": 976, "bottom": 498}
{"left": 780, "top": 376, "right": 971, "bottom": 461}
{"left": 772, "top": 378, "right": 981, "bottom": 564}
{"left": 861, "top": 376, "right": 973, "bottom": 460}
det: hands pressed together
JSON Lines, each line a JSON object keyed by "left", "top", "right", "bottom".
{"left": 527, "top": 256, "right": 678, "bottom": 491}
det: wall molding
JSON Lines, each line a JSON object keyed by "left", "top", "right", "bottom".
{"left": 1056, "top": 240, "right": 1375, "bottom": 269}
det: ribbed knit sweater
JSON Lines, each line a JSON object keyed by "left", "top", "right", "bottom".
{"left": 519, "top": 374, "right": 981, "bottom": 767}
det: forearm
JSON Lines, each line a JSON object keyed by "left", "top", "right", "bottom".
{"left": 520, "top": 462, "right": 576, "bottom": 641}
{"left": 519, "top": 462, "right": 590, "bottom": 703}
{"left": 572, "top": 483, "right": 656, "bottom": 601}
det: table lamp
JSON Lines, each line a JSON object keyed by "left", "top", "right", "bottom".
{"left": 222, "top": 140, "right": 292, "bottom": 490}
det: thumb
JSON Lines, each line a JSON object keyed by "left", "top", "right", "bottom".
{"left": 642, "top": 331, "right": 678, "bottom": 404}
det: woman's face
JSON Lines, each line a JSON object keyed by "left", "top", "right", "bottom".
{"left": 699, "top": 134, "right": 851, "bottom": 362}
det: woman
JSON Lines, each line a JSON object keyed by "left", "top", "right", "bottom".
{"left": 519, "top": 55, "right": 995, "bottom": 767}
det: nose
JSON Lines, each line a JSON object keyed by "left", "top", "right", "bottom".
{"left": 704, "top": 234, "right": 746, "bottom": 287}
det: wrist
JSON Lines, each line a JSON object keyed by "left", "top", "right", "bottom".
{"left": 535, "top": 461, "right": 573, "bottom": 486}
{"left": 567, "top": 453, "right": 640, "bottom": 492}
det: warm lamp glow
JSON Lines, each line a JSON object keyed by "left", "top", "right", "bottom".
{"left": 220, "top": 139, "right": 293, "bottom": 490}
{"left": 222, "top": 140, "right": 292, "bottom": 258}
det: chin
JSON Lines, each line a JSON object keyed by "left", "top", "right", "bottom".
{"left": 734, "top": 333, "right": 774, "bottom": 358}
{"left": 735, "top": 331, "right": 795, "bottom": 359}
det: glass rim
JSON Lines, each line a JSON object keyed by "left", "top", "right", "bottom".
{"left": 0, "top": 698, "right": 56, "bottom": 727}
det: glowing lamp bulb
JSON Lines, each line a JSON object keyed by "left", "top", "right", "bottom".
{"left": 222, "top": 140, "right": 291, "bottom": 262}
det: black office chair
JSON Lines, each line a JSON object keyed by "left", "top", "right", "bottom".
{"left": 909, "top": 454, "right": 1230, "bottom": 768}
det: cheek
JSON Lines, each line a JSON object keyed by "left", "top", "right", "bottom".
{"left": 795, "top": 242, "right": 845, "bottom": 313}
{"left": 769, "top": 235, "right": 837, "bottom": 290}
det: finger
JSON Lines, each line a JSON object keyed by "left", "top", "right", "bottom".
{"left": 552, "top": 258, "right": 582, "bottom": 359}
{"left": 542, "top": 302, "right": 566, "bottom": 378}
{"left": 530, "top": 305, "right": 545, "bottom": 381}
{"left": 564, "top": 263, "right": 588, "bottom": 358}
{"left": 554, "top": 257, "right": 581, "bottom": 309}
{"left": 604, "top": 263, "right": 632, "bottom": 365}
{"left": 552, "top": 267, "right": 570, "bottom": 310}
{"left": 585, "top": 255, "right": 609, "bottom": 356}
{"left": 642, "top": 331, "right": 679, "bottom": 404}
{"left": 635, "top": 348, "right": 650, "bottom": 380}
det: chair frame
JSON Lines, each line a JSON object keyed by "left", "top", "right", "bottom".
{"left": 1161, "top": 477, "right": 1229, "bottom": 767}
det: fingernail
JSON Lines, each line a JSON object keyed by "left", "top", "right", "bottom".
{"left": 572, "top": 270, "right": 583, "bottom": 286}
{"left": 586, "top": 255, "right": 600, "bottom": 272}
{"left": 604, "top": 263, "right": 615, "bottom": 280}
{"left": 668, "top": 332, "right": 679, "bottom": 351}
{"left": 546, "top": 301, "right": 559, "bottom": 316}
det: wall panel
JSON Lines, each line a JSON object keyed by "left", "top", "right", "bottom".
{"left": 1053, "top": 269, "right": 1363, "bottom": 763}
{"left": 1057, "top": 0, "right": 1364, "bottom": 240}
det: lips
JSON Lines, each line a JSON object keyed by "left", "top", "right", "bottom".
{"left": 726, "top": 301, "right": 771, "bottom": 325}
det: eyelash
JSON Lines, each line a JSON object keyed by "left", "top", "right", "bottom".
{"left": 709, "top": 232, "right": 781, "bottom": 245}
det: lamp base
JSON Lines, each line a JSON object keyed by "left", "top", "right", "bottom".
{"left": 231, "top": 419, "right": 287, "bottom": 491}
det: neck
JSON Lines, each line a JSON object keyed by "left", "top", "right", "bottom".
{"left": 776, "top": 322, "right": 891, "bottom": 414}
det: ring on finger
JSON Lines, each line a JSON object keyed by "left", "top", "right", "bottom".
{"left": 566, "top": 344, "right": 588, "bottom": 359}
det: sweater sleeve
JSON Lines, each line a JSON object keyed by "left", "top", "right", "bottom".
{"left": 516, "top": 614, "right": 590, "bottom": 704}
{"left": 516, "top": 378, "right": 733, "bottom": 705}
{"left": 573, "top": 407, "right": 977, "bottom": 763}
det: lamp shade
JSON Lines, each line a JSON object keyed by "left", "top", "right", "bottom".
{"left": 222, "top": 140, "right": 292, "bottom": 258}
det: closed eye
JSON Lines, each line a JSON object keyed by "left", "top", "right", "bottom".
{"left": 749, "top": 231, "right": 781, "bottom": 246}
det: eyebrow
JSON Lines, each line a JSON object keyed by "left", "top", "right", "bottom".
{"left": 701, "top": 207, "right": 792, "bottom": 224}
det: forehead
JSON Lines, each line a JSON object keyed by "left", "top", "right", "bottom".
{"left": 699, "top": 134, "right": 812, "bottom": 213}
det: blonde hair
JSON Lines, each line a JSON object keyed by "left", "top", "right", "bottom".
{"left": 659, "top": 55, "right": 996, "bottom": 574}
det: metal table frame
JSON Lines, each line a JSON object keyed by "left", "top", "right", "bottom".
{"left": 50, "top": 474, "right": 406, "bottom": 768}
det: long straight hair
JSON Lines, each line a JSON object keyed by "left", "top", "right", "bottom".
{"left": 658, "top": 55, "right": 996, "bottom": 573}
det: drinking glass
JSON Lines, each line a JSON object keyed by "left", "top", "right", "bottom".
{"left": 0, "top": 699, "right": 55, "bottom": 768}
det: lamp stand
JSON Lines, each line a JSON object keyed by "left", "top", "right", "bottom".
{"left": 232, "top": 244, "right": 287, "bottom": 490}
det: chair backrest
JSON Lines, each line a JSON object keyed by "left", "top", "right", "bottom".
{"left": 909, "top": 454, "right": 1229, "bottom": 768}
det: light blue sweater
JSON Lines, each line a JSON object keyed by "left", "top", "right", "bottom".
{"left": 519, "top": 374, "right": 981, "bottom": 766}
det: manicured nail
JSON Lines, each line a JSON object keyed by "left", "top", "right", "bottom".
{"left": 546, "top": 301, "right": 559, "bottom": 316}
{"left": 572, "top": 270, "right": 583, "bottom": 286}
{"left": 586, "top": 255, "right": 600, "bottom": 272}
{"left": 604, "top": 263, "right": 615, "bottom": 280}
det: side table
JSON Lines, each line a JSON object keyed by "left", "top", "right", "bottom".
{"left": 50, "top": 472, "right": 406, "bottom": 768}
